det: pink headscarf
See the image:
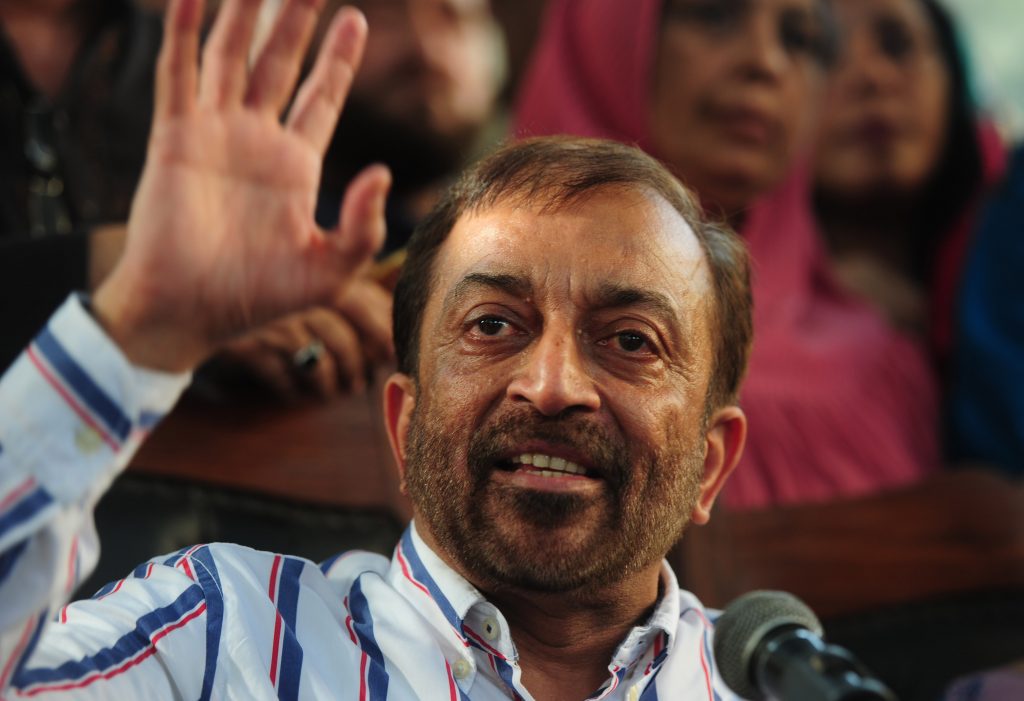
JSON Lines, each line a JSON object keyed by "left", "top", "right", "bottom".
{"left": 514, "top": 0, "right": 940, "bottom": 509}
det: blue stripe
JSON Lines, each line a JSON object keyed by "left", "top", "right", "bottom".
{"left": 319, "top": 551, "right": 346, "bottom": 575}
{"left": 276, "top": 558, "right": 305, "bottom": 701}
{"left": 132, "top": 562, "right": 151, "bottom": 578}
{"left": 467, "top": 637, "right": 519, "bottom": 699}
{"left": 639, "top": 666, "right": 664, "bottom": 701}
{"left": 192, "top": 546, "right": 224, "bottom": 701}
{"left": 0, "top": 538, "right": 28, "bottom": 587}
{"left": 161, "top": 545, "right": 193, "bottom": 567}
{"left": 350, "top": 577, "right": 390, "bottom": 700}
{"left": 700, "top": 620, "right": 722, "bottom": 701}
{"left": 14, "top": 584, "right": 206, "bottom": 687}
{"left": 138, "top": 411, "right": 164, "bottom": 430}
{"left": 0, "top": 487, "right": 54, "bottom": 541}
{"left": 399, "top": 529, "right": 464, "bottom": 634}
{"left": 35, "top": 327, "right": 132, "bottom": 443}
{"left": 90, "top": 579, "right": 119, "bottom": 600}
{"left": 10, "top": 611, "right": 48, "bottom": 688}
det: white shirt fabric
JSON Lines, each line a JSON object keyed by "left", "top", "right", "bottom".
{"left": 0, "top": 295, "right": 742, "bottom": 700}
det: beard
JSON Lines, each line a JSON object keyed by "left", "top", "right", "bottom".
{"left": 403, "top": 400, "right": 707, "bottom": 594}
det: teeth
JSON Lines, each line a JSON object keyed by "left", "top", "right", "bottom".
{"left": 513, "top": 454, "right": 586, "bottom": 476}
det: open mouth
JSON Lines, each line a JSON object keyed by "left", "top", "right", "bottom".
{"left": 496, "top": 453, "right": 599, "bottom": 479}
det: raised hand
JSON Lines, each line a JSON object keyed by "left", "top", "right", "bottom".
{"left": 92, "top": 0, "right": 389, "bottom": 372}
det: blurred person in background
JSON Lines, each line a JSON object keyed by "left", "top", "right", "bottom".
{"left": 0, "top": 0, "right": 160, "bottom": 368}
{"left": 515, "top": 0, "right": 943, "bottom": 509}
{"left": 812, "top": 0, "right": 1006, "bottom": 352}
{"left": 316, "top": 0, "right": 505, "bottom": 254}
{"left": 947, "top": 143, "right": 1024, "bottom": 476}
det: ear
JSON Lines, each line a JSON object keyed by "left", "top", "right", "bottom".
{"left": 691, "top": 405, "right": 747, "bottom": 525}
{"left": 383, "top": 372, "right": 417, "bottom": 494}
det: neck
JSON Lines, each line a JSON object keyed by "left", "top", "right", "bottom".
{"left": 814, "top": 189, "right": 923, "bottom": 273}
{"left": 488, "top": 571, "right": 662, "bottom": 701}
{"left": 417, "top": 523, "right": 663, "bottom": 700}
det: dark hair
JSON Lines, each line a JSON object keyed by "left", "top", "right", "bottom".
{"left": 913, "top": 0, "right": 984, "bottom": 283}
{"left": 392, "top": 136, "right": 753, "bottom": 408}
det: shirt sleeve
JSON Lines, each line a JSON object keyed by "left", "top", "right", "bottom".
{"left": 0, "top": 294, "right": 191, "bottom": 696}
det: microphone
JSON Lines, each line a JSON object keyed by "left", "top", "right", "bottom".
{"left": 713, "top": 590, "right": 898, "bottom": 701}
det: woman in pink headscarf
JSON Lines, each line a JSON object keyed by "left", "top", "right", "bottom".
{"left": 514, "top": 0, "right": 941, "bottom": 509}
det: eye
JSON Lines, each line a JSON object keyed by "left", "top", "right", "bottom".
{"left": 475, "top": 316, "right": 512, "bottom": 336}
{"left": 780, "top": 11, "right": 827, "bottom": 61}
{"left": 615, "top": 331, "right": 648, "bottom": 353}
{"left": 875, "top": 17, "right": 915, "bottom": 62}
{"left": 598, "top": 329, "right": 658, "bottom": 357}
{"left": 665, "top": 0, "right": 741, "bottom": 31}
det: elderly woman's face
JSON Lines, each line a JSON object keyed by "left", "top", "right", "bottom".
{"left": 814, "top": 0, "right": 950, "bottom": 198}
{"left": 650, "top": 0, "right": 829, "bottom": 217}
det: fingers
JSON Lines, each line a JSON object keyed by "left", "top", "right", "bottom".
{"left": 286, "top": 7, "right": 367, "bottom": 152}
{"left": 198, "top": 0, "right": 263, "bottom": 107}
{"left": 332, "top": 164, "right": 391, "bottom": 270}
{"left": 306, "top": 308, "right": 367, "bottom": 394}
{"left": 155, "top": 0, "right": 204, "bottom": 119}
{"left": 244, "top": 0, "right": 324, "bottom": 115}
{"left": 335, "top": 278, "right": 394, "bottom": 364}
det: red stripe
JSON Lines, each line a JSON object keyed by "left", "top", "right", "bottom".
{"left": 178, "top": 558, "right": 195, "bottom": 581}
{"left": 23, "top": 603, "right": 206, "bottom": 696}
{"left": 27, "top": 347, "right": 119, "bottom": 452}
{"left": 359, "top": 651, "right": 369, "bottom": 701}
{"left": 65, "top": 537, "right": 79, "bottom": 594}
{"left": 144, "top": 563, "right": 154, "bottom": 579}
{"left": 0, "top": 476, "right": 36, "bottom": 512}
{"left": 268, "top": 554, "right": 284, "bottom": 687}
{"left": 697, "top": 632, "right": 713, "bottom": 701}
{"left": 268, "top": 554, "right": 282, "bottom": 600}
{"left": 444, "top": 660, "right": 458, "bottom": 701}
{"left": 464, "top": 627, "right": 507, "bottom": 661}
{"left": 0, "top": 617, "right": 37, "bottom": 689}
{"left": 60, "top": 606, "right": 69, "bottom": 624}
{"left": 396, "top": 545, "right": 431, "bottom": 598}
{"left": 268, "top": 613, "right": 283, "bottom": 687}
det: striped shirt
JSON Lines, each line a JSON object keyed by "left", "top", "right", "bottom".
{"left": 0, "top": 296, "right": 742, "bottom": 700}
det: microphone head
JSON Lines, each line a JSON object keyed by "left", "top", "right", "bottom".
{"left": 713, "top": 590, "right": 824, "bottom": 700}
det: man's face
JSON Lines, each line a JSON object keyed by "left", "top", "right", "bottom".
{"left": 389, "top": 186, "right": 728, "bottom": 593}
{"left": 348, "top": 0, "right": 500, "bottom": 143}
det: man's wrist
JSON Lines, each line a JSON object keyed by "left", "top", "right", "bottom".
{"left": 91, "top": 271, "right": 209, "bottom": 373}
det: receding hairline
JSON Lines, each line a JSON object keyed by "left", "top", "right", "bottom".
{"left": 426, "top": 180, "right": 717, "bottom": 356}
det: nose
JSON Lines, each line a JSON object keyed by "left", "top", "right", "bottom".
{"left": 842, "top": 33, "right": 901, "bottom": 98}
{"left": 737, "top": 14, "right": 788, "bottom": 82}
{"left": 506, "top": 329, "right": 601, "bottom": 417}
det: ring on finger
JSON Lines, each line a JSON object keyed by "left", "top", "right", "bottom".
{"left": 292, "top": 339, "right": 325, "bottom": 372}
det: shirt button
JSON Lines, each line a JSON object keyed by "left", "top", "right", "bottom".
{"left": 452, "top": 658, "right": 472, "bottom": 680}
{"left": 627, "top": 686, "right": 640, "bottom": 701}
{"left": 482, "top": 616, "right": 500, "bottom": 641}
{"left": 75, "top": 425, "right": 104, "bottom": 454}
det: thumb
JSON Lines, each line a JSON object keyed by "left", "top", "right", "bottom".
{"left": 332, "top": 163, "right": 391, "bottom": 271}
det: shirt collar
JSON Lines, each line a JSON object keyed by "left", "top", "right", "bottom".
{"left": 389, "top": 521, "right": 683, "bottom": 669}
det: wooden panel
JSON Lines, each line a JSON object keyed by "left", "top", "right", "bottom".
{"left": 130, "top": 381, "right": 411, "bottom": 521}
{"left": 673, "top": 470, "right": 1024, "bottom": 618}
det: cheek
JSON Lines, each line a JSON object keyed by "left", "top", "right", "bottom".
{"left": 907, "top": 74, "right": 951, "bottom": 172}
{"left": 780, "top": 70, "right": 824, "bottom": 151}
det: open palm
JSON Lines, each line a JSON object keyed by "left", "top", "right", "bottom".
{"left": 94, "top": 0, "right": 388, "bottom": 372}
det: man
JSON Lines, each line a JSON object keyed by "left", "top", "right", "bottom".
{"left": 0, "top": 0, "right": 750, "bottom": 698}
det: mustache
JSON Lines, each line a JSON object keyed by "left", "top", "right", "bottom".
{"left": 466, "top": 409, "right": 631, "bottom": 491}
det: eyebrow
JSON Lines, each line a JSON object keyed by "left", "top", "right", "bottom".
{"left": 443, "top": 272, "right": 534, "bottom": 312}
{"left": 592, "top": 282, "right": 691, "bottom": 350}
